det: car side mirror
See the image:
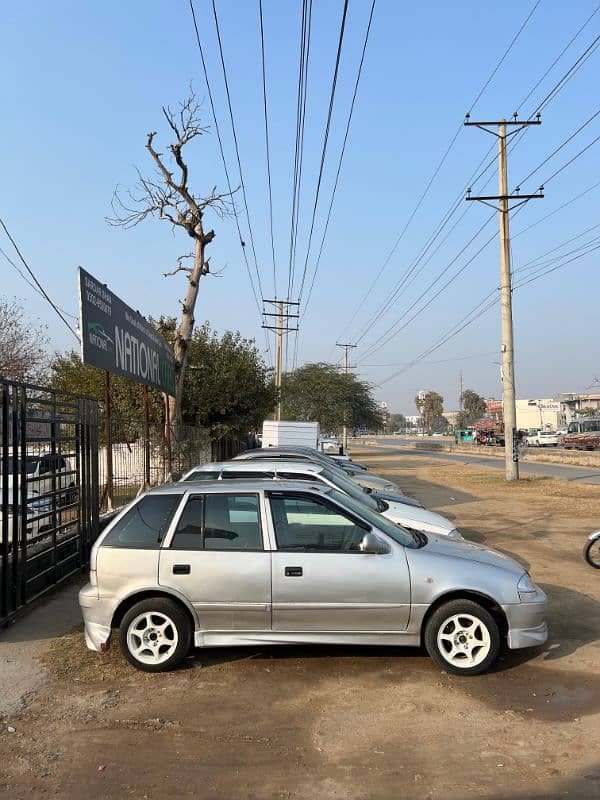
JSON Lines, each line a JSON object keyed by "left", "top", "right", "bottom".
{"left": 359, "top": 532, "right": 390, "bottom": 554}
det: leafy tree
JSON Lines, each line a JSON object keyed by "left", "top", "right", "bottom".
{"left": 0, "top": 297, "right": 49, "bottom": 383}
{"left": 388, "top": 413, "right": 407, "bottom": 432}
{"left": 430, "top": 415, "right": 449, "bottom": 433}
{"left": 457, "top": 389, "right": 488, "bottom": 428}
{"left": 415, "top": 391, "right": 444, "bottom": 433}
{"left": 50, "top": 323, "right": 276, "bottom": 441}
{"left": 281, "top": 363, "right": 381, "bottom": 433}
{"left": 182, "top": 323, "right": 276, "bottom": 438}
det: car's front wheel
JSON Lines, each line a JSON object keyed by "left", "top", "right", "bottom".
{"left": 119, "top": 598, "right": 192, "bottom": 672}
{"left": 425, "top": 599, "right": 501, "bottom": 675}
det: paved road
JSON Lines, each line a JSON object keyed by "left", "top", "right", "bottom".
{"left": 360, "top": 438, "right": 600, "bottom": 485}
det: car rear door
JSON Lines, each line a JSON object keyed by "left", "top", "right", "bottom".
{"left": 267, "top": 491, "right": 410, "bottom": 632}
{"left": 159, "top": 491, "right": 271, "bottom": 633}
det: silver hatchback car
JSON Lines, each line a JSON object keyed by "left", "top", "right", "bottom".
{"left": 79, "top": 481, "right": 548, "bottom": 676}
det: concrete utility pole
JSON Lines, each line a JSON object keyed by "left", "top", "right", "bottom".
{"left": 336, "top": 343, "right": 357, "bottom": 453}
{"left": 465, "top": 113, "right": 543, "bottom": 481}
{"left": 263, "top": 299, "right": 299, "bottom": 421}
{"left": 459, "top": 370, "right": 464, "bottom": 413}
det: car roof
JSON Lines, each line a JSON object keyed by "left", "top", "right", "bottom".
{"left": 185, "top": 460, "right": 325, "bottom": 474}
{"left": 148, "top": 479, "right": 332, "bottom": 495}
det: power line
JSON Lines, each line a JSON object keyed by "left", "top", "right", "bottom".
{"left": 187, "top": 0, "right": 271, "bottom": 363}
{"left": 258, "top": 0, "right": 276, "bottom": 298}
{"left": 336, "top": 12, "right": 600, "bottom": 350}
{"left": 296, "top": 0, "right": 349, "bottom": 301}
{"left": 211, "top": 0, "right": 265, "bottom": 301}
{"left": 301, "top": 0, "right": 377, "bottom": 316}
{"left": 333, "top": 0, "right": 543, "bottom": 346}
{"left": 287, "top": 0, "right": 312, "bottom": 301}
{"left": 0, "top": 245, "right": 78, "bottom": 320}
{"left": 0, "top": 216, "right": 79, "bottom": 340}
{"left": 358, "top": 106, "right": 600, "bottom": 361}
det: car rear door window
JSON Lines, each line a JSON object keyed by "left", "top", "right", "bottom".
{"left": 204, "top": 494, "right": 262, "bottom": 550}
{"left": 269, "top": 494, "right": 366, "bottom": 552}
{"left": 102, "top": 494, "right": 181, "bottom": 549}
{"left": 170, "top": 493, "right": 263, "bottom": 551}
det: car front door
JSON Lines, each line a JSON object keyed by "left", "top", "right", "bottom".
{"left": 159, "top": 491, "right": 271, "bottom": 633}
{"left": 268, "top": 491, "right": 410, "bottom": 633}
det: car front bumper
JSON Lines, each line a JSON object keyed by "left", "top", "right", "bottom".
{"left": 79, "top": 583, "right": 112, "bottom": 652}
{"left": 503, "top": 596, "right": 548, "bottom": 649}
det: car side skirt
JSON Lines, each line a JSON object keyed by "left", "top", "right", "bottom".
{"left": 194, "top": 630, "right": 421, "bottom": 648}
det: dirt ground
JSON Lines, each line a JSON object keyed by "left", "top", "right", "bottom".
{"left": 1, "top": 446, "right": 599, "bottom": 800}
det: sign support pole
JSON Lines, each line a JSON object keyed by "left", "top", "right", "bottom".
{"left": 143, "top": 385, "right": 150, "bottom": 488}
{"left": 104, "top": 371, "right": 113, "bottom": 511}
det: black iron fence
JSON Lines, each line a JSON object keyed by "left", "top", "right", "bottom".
{"left": 0, "top": 379, "right": 99, "bottom": 625}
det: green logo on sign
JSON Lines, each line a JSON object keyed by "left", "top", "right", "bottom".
{"left": 88, "top": 321, "right": 114, "bottom": 353}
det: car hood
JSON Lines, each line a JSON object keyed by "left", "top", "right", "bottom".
{"left": 421, "top": 533, "right": 524, "bottom": 575}
{"left": 383, "top": 503, "right": 456, "bottom": 535}
{"left": 349, "top": 473, "right": 400, "bottom": 490}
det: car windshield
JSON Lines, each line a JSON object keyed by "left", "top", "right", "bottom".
{"left": 325, "top": 488, "right": 415, "bottom": 547}
{"left": 320, "top": 467, "right": 379, "bottom": 511}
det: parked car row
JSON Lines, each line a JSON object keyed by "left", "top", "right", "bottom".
{"left": 79, "top": 444, "right": 548, "bottom": 677}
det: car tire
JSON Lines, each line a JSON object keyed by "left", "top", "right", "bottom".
{"left": 119, "top": 597, "right": 192, "bottom": 673}
{"left": 424, "top": 599, "right": 501, "bottom": 676}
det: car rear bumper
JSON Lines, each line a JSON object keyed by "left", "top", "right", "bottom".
{"left": 503, "top": 599, "right": 548, "bottom": 649}
{"left": 79, "top": 583, "right": 112, "bottom": 653}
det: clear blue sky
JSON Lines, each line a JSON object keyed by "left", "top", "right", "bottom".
{"left": 2, "top": 0, "right": 599, "bottom": 414}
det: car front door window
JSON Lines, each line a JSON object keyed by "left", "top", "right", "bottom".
{"left": 269, "top": 494, "right": 367, "bottom": 552}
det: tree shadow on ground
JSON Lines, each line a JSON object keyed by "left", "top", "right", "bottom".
{"left": 488, "top": 762, "right": 600, "bottom": 799}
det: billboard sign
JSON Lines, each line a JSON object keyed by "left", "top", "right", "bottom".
{"left": 78, "top": 267, "right": 176, "bottom": 396}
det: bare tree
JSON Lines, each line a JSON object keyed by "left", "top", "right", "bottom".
{"left": 108, "top": 92, "right": 232, "bottom": 440}
{"left": 0, "top": 297, "right": 49, "bottom": 383}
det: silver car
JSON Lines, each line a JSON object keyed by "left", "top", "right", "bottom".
{"left": 234, "top": 446, "right": 401, "bottom": 493}
{"left": 79, "top": 481, "right": 547, "bottom": 676}
{"left": 180, "top": 460, "right": 458, "bottom": 538}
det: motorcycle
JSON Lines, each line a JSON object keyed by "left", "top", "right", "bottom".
{"left": 583, "top": 530, "right": 600, "bottom": 569}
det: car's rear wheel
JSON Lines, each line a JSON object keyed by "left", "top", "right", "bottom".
{"left": 425, "top": 599, "right": 500, "bottom": 676}
{"left": 584, "top": 537, "right": 600, "bottom": 569}
{"left": 119, "top": 598, "right": 192, "bottom": 672}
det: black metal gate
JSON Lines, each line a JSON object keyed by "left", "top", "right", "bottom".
{"left": 1, "top": 379, "right": 99, "bottom": 625}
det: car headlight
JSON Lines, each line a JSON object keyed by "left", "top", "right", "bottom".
{"left": 517, "top": 573, "right": 539, "bottom": 602}
{"left": 446, "top": 528, "right": 463, "bottom": 540}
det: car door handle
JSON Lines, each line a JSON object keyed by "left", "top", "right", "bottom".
{"left": 173, "top": 564, "right": 191, "bottom": 575}
{"left": 285, "top": 566, "right": 303, "bottom": 577}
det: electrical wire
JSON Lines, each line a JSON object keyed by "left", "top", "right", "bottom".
{"left": 336, "top": 11, "right": 600, "bottom": 352}
{"left": 333, "top": 0, "right": 543, "bottom": 346}
{"left": 211, "top": 0, "right": 265, "bottom": 301}
{"left": 296, "top": 0, "right": 349, "bottom": 301}
{"left": 287, "top": 0, "right": 312, "bottom": 301}
{"left": 0, "top": 216, "right": 79, "bottom": 340}
{"left": 259, "top": 0, "right": 277, "bottom": 298}
{"left": 187, "top": 0, "right": 272, "bottom": 363}
{"left": 301, "top": 0, "right": 377, "bottom": 315}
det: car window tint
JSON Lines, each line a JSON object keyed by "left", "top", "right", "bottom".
{"left": 182, "top": 471, "right": 219, "bottom": 482}
{"left": 171, "top": 495, "right": 203, "bottom": 550}
{"left": 269, "top": 495, "right": 366, "bottom": 552}
{"left": 222, "top": 471, "right": 274, "bottom": 480}
{"left": 204, "top": 494, "right": 262, "bottom": 551}
{"left": 102, "top": 494, "right": 180, "bottom": 549}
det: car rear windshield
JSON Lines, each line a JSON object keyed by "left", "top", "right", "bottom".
{"left": 325, "top": 488, "right": 414, "bottom": 547}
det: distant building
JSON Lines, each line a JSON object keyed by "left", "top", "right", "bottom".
{"left": 405, "top": 415, "right": 421, "bottom": 426}
{"left": 444, "top": 410, "right": 460, "bottom": 428}
{"left": 485, "top": 398, "right": 503, "bottom": 419}
{"left": 516, "top": 399, "right": 560, "bottom": 430}
{"left": 556, "top": 393, "right": 600, "bottom": 424}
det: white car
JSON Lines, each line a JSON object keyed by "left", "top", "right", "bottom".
{"left": 182, "top": 461, "right": 462, "bottom": 539}
{"left": 319, "top": 436, "right": 341, "bottom": 455}
{"left": 528, "top": 430, "right": 559, "bottom": 447}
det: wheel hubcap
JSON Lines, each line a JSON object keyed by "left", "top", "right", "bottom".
{"left": 437, "top": 613, "right": 491, "bottom": 668}
{"left": 127, "top": 611, "right": 178, "bottom": 665}
{"left": 588, "top": 539, "right": 600, "bottom": 565}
